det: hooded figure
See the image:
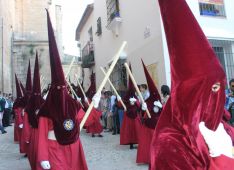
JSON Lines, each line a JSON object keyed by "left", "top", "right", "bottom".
{"left": 120, "top": 64, "right": 140, "bottom": 149}
{"left": 20, "top": 61, "right": 33, "bottom": 154}
{"left": 13, "top": 75, "right": 24, "bottom": 142}
{"left": 37, "top": 10, "right": 87, "bottom": 170}
{"left": 136, "top": 59, "right": 162, "bottom": 164}
{"left": 150, "top": 0, "right": 233, "bottom": 169}
{"left": 20, "top": 82, "right": 26, "bottom": 97}
{"left": 85, "top": 71, "right": 96, "bottom": 100}
{"left": 24, "top": 53, "right": 44, "bottom": 170}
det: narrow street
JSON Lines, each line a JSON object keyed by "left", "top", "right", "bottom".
{"left": 0, "top": 126, "right": 147, "bottom": 170}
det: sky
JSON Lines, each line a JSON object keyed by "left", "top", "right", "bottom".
{"left": 61, "top": 0, "right": 94, "bottom": 56}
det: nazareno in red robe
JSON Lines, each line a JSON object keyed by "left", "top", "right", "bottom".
{"left": 83, "top": 100, "right": 103, "bottom": 134}
{"left": 20, "top": 111, "right": 31, "bottom": 155}
{"left": 136, "top": 110, "right": 159, "bottom": 164}
{"left": 14, "top": 107, "right": 24, "bottom": 143}
{"left": 37, "top": 110, "right": 88, "bottom": 170}
{"left": 120, "top": 101, "right": 140, "bottom": 145}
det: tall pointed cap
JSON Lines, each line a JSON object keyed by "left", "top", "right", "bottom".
{"left": 124, "top": 63, "right": 136, "bottom": 100}
{"left": 158, "top": 0, "right": 225, "bottom": 82}
{"left": 86, "top": 72, "right": 96, "bottom": 99}
{"left": 38, "top": 10, "right": 81, "bottom": 145}
{"left": 26, "top": 60, "right": 32, "bottom": 92}
{"left": 25, "top": 52, "right": 44, "bottom": 129}
{"left": 46, "top": 9, "right": 66, "bottom": 86}
{"left": 141, "top": 59, "right": 161, "bottom": 102}
{"left": 33, "top": 52, "right": 41, "bottom": 93}
{"left": 15, "top": 74, "right": 23, "bottom": 98}
{"left": 20, "top": 82, "right": 26, "bottom": 96}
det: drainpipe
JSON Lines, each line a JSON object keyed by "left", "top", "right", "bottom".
{"left": 11, "top": 31, "right": 14, "bottom": 96}
{"left": 1, "top": 17, "right": 3, "bottom": 92}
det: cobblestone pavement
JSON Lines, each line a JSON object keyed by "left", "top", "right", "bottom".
{"left": 0, "top": 126, "right": 148, "bottom": 170}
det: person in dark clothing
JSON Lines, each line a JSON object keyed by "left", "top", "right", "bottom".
{"left": 112, "top": 99, "right": 120, "bottom": 135}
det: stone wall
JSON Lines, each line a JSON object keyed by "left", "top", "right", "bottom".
{"left": 0, "top": 0, "right": 15, "bottom": 94}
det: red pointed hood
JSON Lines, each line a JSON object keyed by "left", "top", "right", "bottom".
{"left": 15, "top": 74, "right": 23, "bottom": 98}
{"left": 25, "top": 52, "right": 44, "bottom": 128}
{"left": 150, "top": 0, "right": 226, "bottom": 169}
{"left": 141, "top": 59, "right": 161, "bottom": 108}
{"left": 158, "top": 0, "right": 225, "bottom": 130}
{"left": 124, "top": 63, "right": 136, "bottom": 100}
{"left": 123, "top": 63, "right": 139, "bottom": 119}
{"left": 26, "top": 60, "right": 32, "bottom": 92}
{"left": 13, "top": 75, "right": 24, "bottom": 109}
{"left": 33, "top": 52, "right": 41, "bottom": 93}
{"left": 38, "top": 10, "right": 81, "bottom": 145}
{"left": 20, "top": 82, "right": 26, "bottom": 96}
{"left": 86, "top": 72, "right": 96, "bottom": 99}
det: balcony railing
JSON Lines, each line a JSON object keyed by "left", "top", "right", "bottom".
{"left": 81, "top": 42, "right": 95, "bottom": 68}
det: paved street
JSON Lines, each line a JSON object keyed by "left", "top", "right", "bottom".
{"left": 0, "top": 126, "right": 147, "bottom": 170}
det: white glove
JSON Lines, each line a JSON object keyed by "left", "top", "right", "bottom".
{"left": 19, "top": 124, "right": 23, "bottom": 128}
{"left": 40, "top": 161, "right": 51, "bottom": 169}
{"left": 141, "top": 102, "right": 147, "bottom": 111}
{"left": 199, "top": 122, "right": 233, "bottom": 158}
{"left": 154, "top": 100, "right": 163, "bottom": 108}
{"left": 117, "top": 95, "right": 121, "bottom": 101}
{"left": 77, "top": 97, "right": 81, "bottom": 102}
{"left": 84, "top": 97, "right": 89, "bottom": 103}
{"left": 92, "top": 92, "right": 101, "bottom": 108}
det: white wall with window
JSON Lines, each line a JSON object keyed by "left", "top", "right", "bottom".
{"left": 182, "top": 0, "right": 234, "bottom": 84}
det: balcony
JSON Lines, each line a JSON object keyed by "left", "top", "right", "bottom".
{"left": 81, "top": 42, "right": 95, "bottom": 68}
{"left": 106, "top": 0, "right": 122, "bottom": 36}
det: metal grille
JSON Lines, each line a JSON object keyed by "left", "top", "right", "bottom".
{"left": 110, "top": 59, "right": 127, "bottom": 92}
{"left": 209, "top": 39, "right": 234, "bottom": 84}
{"left": 199, "top": 2, "right": 226, "bottom": 17}
{"left": 106, "top": 0, "right": 120, "bottom": 26}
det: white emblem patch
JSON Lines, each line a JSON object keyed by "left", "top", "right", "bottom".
{"left": 63, "top": 119, "right": 74, "bottom": 131}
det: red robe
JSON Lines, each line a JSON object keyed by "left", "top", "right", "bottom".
{"left": 14, "top": 107, "right": 23, "bottom": 142}
{"left": 37, "top": 113, "right": 88, "bottom": 170}
{"left": 20, "top": 111, "right": 31, "bottom": 154}
{"left": 83, "top": 100, "right": 103, "bottom": 134}
{"left": 120, "top": 102, "right": 140, "bottom": 145}
{"left": 85, "top": 108, "right": 103, "bottom": 134}
{"left": 29, "top": 128, "right": 42, "bottom": 170}
{"left": 136, "top": 115, "right": 154, "bottom": 164}
{"left": 209, "top": 155, "right": 234, "bottom": 170}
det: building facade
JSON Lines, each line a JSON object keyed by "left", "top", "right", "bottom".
{"left": 0, "top": 0, "right": 63, "bottom": 96}
{"left": 76, "top": 0, "right": 234, "bottom": 94}
{"left": 0, "top": 0, "right": 15, "bottom": 94}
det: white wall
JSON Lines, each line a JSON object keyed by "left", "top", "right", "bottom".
{"left": 186, "top": 0, "right": 234, "bottom": 39}
{"left": 92, "top": 0, "right": 166, "bottom": 91}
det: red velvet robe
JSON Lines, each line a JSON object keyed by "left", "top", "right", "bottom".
{"left": 85, "top": 108, "right": 103, "bottom": 134}
{"left": 20, "top": 111, "right": 31, "bottom": 154}
{"left": 120, "top": 102, "right": 140, "bottom": 145}
{"left": 209, "top": 155, "right": 234, "bottom": 170}
{"left": 37, "top": 112, "right": 88, "bottom": 170}
{"left": 29, "top": 128, "right": 42, "bottom": 170}
{"left": 83, "top": 101, "right": 103, "bottom": 134}
{"left": 14, "top": 107, "right": 23, "bottom": 142}
{"left": 136, "top": 116, "right": 154, "bottom": 164}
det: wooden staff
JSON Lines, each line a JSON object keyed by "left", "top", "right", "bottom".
{"left": 100, "top": 67, "right": 126, "bottom": 111}
{"left": 75, "top": 74, "right": 89, "bottom": 105}
{"left": 80, "top": 41, "right": 127, "bottom": 131}
{"left": 124, "top": 63, "right": 151, "bottom": 118}
{"left": 65, "top": 56, "right": 76, "bottom": 79}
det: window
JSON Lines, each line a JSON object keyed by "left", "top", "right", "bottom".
{"left": 110, "top": 59, "right": 127, "bottom": 91}
{"left": 106, "top": 0, "right": 120, "bottom": 25}
{"left": 199, "top": 0, "right": 226, "bottom": 17}
{"left": 209, "top": 39, "right": 234, "bottom": 84}
{"left": 96, "top": 17, "right": 102, "bottom": 36}
{"left": 88, "top": 27, "right": 93, "bottom": 42}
